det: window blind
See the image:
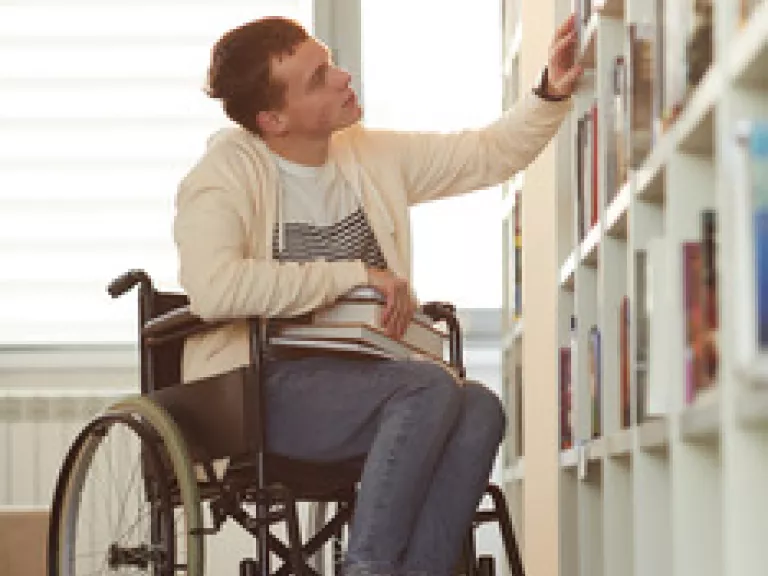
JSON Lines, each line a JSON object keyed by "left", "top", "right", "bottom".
{"left": 0, "top": 1, "right": 312, "bottom": 345}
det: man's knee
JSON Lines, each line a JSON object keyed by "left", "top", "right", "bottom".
{"left": 464, "top": 382, "right": 507, "bottom": 443}
{"left": 395, "top": 360, "right": 463, "bottom": 415}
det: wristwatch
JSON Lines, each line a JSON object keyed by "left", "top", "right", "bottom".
{"left": 532, "top": 66, "right": 570, "bottom": 102}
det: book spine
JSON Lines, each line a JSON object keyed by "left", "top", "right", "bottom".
{"left": 560, "top": 347, "right": 572, "bottom": 450}
{"left": 699, "top": 210, "right": 719, "bottom": 392}
{"left": 628, "top": 23, "right": 655, "bottom": 168}
{"left": 635, "top": 250, "right": 649, "bottom": 423}
{"left": 569, "top": 315, "right": 579, "bottom": 441}
{"left": 576, "top": 117, "right": 586, "bottom": 241}
{"left": 585, "top": 112, "right": 593, "bottom": 229}
{"left": 620, "top": 296, "right": 630, "bottom": 429}
{"left": 682, "top": 242, "right": 702, "bottom": 405}
{"left": 616, "top": 56, "right": 628, "bottom": 190}
{"left": 740, "top": 0, "right": 760, "bottom": 27}
{"left": 588, "top": 325, "right": 601, "bottom": 438}
{"left": 751, "top": 123, "right": 768, "bottom": 350}
{"left": 514, "top": 206, "right": 523, "bottom": 318}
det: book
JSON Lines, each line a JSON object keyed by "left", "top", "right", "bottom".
{"left": 588, "top": 325, "right": 601, "bottom": 438}
{"left": 273, "top": 324, "right": 447, "bottom": 366}
{"left": 560, "top": 347, "right": 573, "bottom": 450}
{"left": 698, "top": 210, "right": 719, "bottom": 392}
{"left": 514, "top": 205, "right": 523, "bottom": 318}
{"left": 682, "top": 242, "right": 703, "bottom": 404}
{"left": 271, "top": 287, "right": 449, "bottom": 368}
{"left": 750, "top": 124, "right": 768, "bottom": 351}
{"left": 686, "top": 0, "right": 714, "bottom": 98}
{"left": 569, "top": 315, "right": 580, "bottom": 441}
{"left": 310, "top": 287, "right": 446, "bottom": 358}
{"left": 654, "top": 0, "right": 667, "bottom": 138}
{"left": 619, "top": 296, "right": 630, "bottom": 429}
{"left": 740, "top": 0, "right": 762, "bottom": 27}
{"left": 635, "top": 250, "right": 649, "bottom": 422}
{"left": 733, "top": 122, "right": 768, "bottom": 385}
{"left": 576, "top": 116, "right": 587, "bottom": 242}
{"left": 608, "top": 56, "right": 628, "bottom": 202}
{"left": 628, "top": 22, "right": 655, "bottom": 168}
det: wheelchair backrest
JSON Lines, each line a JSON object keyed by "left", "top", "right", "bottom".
{"left": 139, "top": 288, "right": 189, "bottom": 395}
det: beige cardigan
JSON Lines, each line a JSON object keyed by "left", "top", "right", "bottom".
{"left": 173, "top": 92, "right": 572, "bottom": 382}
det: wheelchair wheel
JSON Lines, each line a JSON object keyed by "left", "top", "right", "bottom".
{"left": 48, "top": 396, "right": 204, "bottom": 576}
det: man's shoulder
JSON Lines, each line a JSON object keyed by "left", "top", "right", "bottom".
{"left": 181, "top": 126, "right": 271, "bottom": 189}
{"left": 332, "top": 122, "right": 409, "bottom": 162}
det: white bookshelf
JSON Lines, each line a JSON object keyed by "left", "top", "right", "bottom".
{"left": 500, "top": 0, "right": 527, "bottom": 563}
{"left": 505, "top": 1, "right": 768, "bottom": 575}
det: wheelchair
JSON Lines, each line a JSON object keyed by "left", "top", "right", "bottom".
{"left": 47, "top": 269, "right": 524, "bottom": 576}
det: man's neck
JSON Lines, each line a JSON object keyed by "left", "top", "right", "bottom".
{"left": 263, "top": 134, "right": 331, "bottom": 167}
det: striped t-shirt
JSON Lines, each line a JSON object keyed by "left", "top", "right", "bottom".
{"left": 270, "top": 152, "right": 387, "bottom": 270}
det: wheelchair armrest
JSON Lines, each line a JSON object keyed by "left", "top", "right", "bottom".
{"left": 420, "top": 301, "right": 457, "bottom": 323}
{"left": 420, "top": 301, "right": 465, "bottom": 378}
{"left": 142, "top": 306, "right": 227, "bottom": 346}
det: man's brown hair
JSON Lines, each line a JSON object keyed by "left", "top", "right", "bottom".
{"left": 206, "top": 17, "right": 310, "bottom": 135}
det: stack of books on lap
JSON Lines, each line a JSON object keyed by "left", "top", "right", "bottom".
{"left": 270, "top": 287, "right": 449, "bottom": 366}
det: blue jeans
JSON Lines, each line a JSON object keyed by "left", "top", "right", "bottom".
{"left": 264, "top": 356, "right": 507, "bottom": 576}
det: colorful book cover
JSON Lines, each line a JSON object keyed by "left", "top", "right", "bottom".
{"left": 686, "top": 1, "right": 713, "bottom": 98}
{"left": 610, "top": 56, "right": 628, "bottom": 199}
{"left": 698, "top": 210, "right": 719, "bottom": 392}
{"left": 628, "top": 23, "right": 655, "bottom": 168}
{"left": 682, "top": 242, "right": 703, "bottom": 404}
{"left": 751, "top": 123, "right": 768, "bottom": 350}
{"left": 576, "top": 117, "right": 586, "bottom": 241}
{"left": 620, "top": 296, "right": 630, "bottom": 428}
{"left": 741, "top": 0, "right": 762, "bottom": 27}
{"left": 560, "top": 347, "right": 572, "bottom": 450}
{"left": 582, "top": 112, "right": 593, "bottom": 232}
{"left": 514, "top": 207, "right": 522, "bottom": 318}
{"left": 635, "top": 250, "right": 649, "bottom": 422}
{"left": 588, "top": 325, "right": 601, "bottom": 438}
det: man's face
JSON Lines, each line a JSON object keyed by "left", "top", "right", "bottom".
{"left": 268, "top": 37, "right": 361, "bottom": 138}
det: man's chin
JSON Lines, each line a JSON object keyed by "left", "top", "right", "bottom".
{"left": 338, "top": 106, "right": 363, "bottom": 130}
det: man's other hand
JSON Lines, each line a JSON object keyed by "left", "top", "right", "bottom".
{"left": 366, "top": 267, "right": 417, "bottom": 340}
{"left": 547, "top": 13, "right": 584, "bottom": 99}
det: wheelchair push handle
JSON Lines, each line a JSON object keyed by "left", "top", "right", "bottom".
{"left": 107, "top": 269, "right": 153, "bottom": 298}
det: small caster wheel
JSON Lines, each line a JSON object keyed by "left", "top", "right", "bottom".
{"left": 240, "top": 558, "right": 259, "bottom": 576}
{"left": 478, "top": 555, "right": 496, "bottom": 576}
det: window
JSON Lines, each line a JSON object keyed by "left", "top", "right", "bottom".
{"left": 0, "top": 1, "right": 313, "bottom": 345}
{"left": 361, "top": 0, "right": 503, "bottom": 310}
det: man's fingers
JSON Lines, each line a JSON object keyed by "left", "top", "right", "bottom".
{"left": 558, "top": 64, "right": 584, "bottom": 90}
{"left": 554, "top": 13, "right": 576, "bottom": 40}
{"left": 551, "top": 30, "right": 577, "bottom": 61}
{"left": 391, "top": 299, "right": 407, "bottom": 338}
{"left": 381, "top": 290, "right": 395, "bottom": 325}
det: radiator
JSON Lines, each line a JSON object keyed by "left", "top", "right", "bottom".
{"left": 0, "top": 390, "right": 332, "bottom": 574}
{"left": 0, "top": 390, "right": 126, "bottom": 507}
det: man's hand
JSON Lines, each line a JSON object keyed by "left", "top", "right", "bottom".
{"left": 546, "top": 13, "right": 584, "bottom": 99}
{"left": 366, "top": 267, "right": 417, "bottom": 340}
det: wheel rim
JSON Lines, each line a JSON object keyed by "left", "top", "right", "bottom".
{"left": 55, "top": 413, "right": 181, "bottom": 576}
{"left": 49, "top": 396, "right": 204, "bottom": 576}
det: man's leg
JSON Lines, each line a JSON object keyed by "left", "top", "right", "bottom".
{"left": 263, "top": 355, "right": 464, "bottom": 575}
{"left": 399, "top": 381, "right": 507, "bottom": 576}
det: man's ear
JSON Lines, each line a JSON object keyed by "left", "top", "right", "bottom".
{"left": 256, "top": 110, "right": 288, "bottom": 136}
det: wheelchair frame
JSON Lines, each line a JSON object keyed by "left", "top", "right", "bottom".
{"left": 47, "top": 269, "right": 525, "bottom": 576}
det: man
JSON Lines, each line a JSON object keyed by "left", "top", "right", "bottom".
{"left": 174, "top": 14, "right": 581, "bottom": 576}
